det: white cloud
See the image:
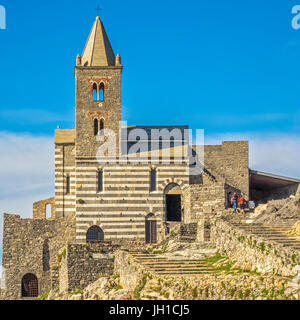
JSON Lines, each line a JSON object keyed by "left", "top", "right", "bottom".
{"left": 205, "top": 132, "right": 300, "bottom": 179}
{"left": 0, "top": 109, "right": 72, "bottom": 124}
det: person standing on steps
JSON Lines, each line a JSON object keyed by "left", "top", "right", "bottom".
{"left": 228, "top": 192, "right": 232, "bottom": 208}
{"left": 238, "top": 194, "right": 246, "bottom": 214}
{"left": 231, "top": 192, "right": 239, "bottom": 213}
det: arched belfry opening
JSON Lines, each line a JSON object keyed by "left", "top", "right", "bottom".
{"left": 145, "top": 213, "right": 157, "bottom": 244}
{"left": 21, "top": 273, "right": 38, "bottom": 298}
{"left": 164, "top": 183, "right": 182, "bottom": 222}
{"left": 99, "top": 83, "right": 104, "bottom": 101}
{"left": 86, "top": 225, "right": 104, "bottom": 242}
{"left": 93, "top": 83, "right": 98, "bottom": 101}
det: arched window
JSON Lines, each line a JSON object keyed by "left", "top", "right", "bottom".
{"left": 99, "top": 119, "right": 104, "bottom": 134}
{"left": 99, "top": 83, "right": 104, "bottom": 101}
{"left": 93, "top": 83, "right": 98, "bottom": 101}
{"left": 97, "top": 170, "right": 103, "bottom": 192}
{"left": 21, "top": 273, "right": 38, "bottom": 297}
{"left": 150, "top": 169, "right": 156, "bottom": 192}
{"left": 86, "top": 226, "right": 104, "bottom": 242}
{"left": 94, "top": 118, "right": 99, "bottom": 136}
{"left": 66, "top": 175, "right": 70, "bottom": 194}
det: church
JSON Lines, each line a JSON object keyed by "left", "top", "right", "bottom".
{"left": 1, "top": 16, "right": 299, "bottom": 300}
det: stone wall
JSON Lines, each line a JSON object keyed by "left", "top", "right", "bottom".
{"left": 251, "top": 183, "right": 300, "bottom": 203}
{"left": 200, "top": 141, "right": 249, "bottom": 199}
{"left": 183, "top": 183, "right": 226, "bottom": 222}
{"left": 58, "top": 243, "right": 115, "bottom": 293}
{"left": 75, "top": 66, "right": 122, "bottom": 158}
{"left": 210, "top": 218, "right": 300, "bottom": 277}
{"left": 33, "top": 197, "right": 55, "bottom": 219}
{"left": 1, "top": 214, "right": 75, "bottom": 300}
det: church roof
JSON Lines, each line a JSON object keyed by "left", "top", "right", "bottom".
{"left": 81, "top": 16, "right": 116, "bottom": 67}
{"left": 54, "top": 129, "right": 75, "bottom": 144}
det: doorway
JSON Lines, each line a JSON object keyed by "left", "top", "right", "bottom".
{"left": 166, "top": 194, "right": 182, "bottom": 222}
{"left": 145, "top": 214, "right": 157, "bottom": 244}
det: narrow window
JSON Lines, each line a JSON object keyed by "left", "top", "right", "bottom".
{"left": 93, "top": 83, "right": 98, "bottom": 101}
{"left": 97, "top": 170, "right": 103, "bottom": 192}
{"left": 66, "top": 175, "right": 70, "bottom": 194}
{"left": 99, "top": 119, "right": 104, "bottom": 135}
{"left": 45, "top": 204, "right": 51, "bottom": 219}
{"left": 170, "top": 137, "right": 175, "bottom": 149}
{"left": 99, "top": 83, "right": 104, "bottom": 101}
{"left": 42, "top": 239, "right": 50, "bottom": 271}
{"left": 159, "top": 137, "right": 163, "bottom": 150}
{"left": 150, "top": 169, "right": 156, "bottom": 192}
{"left": 94, "top": 118, "right": 99, "bottom": 136}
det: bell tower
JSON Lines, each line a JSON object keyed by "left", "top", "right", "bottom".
{"left": 75, "top": 16, "right": 122, "bottom": 159}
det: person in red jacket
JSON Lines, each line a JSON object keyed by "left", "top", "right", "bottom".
{"left": 238, "top": 194, "right": 246, "bottom": 214}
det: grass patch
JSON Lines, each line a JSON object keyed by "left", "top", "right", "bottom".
{"left": 33, "top": 292, "right": 50, "bottom": 300}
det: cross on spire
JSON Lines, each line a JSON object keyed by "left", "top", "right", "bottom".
{"left": 95, "top": 5, "right": 102, "bottom": 16}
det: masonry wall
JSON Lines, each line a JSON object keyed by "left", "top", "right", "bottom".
{"left": 1, "top": 214, "right": 75, "bottom": 300}
{"left": 59, "top": 243, "right": 115, "bottom": 293}
{"left": 75, "top": 66, "right": 122, "bottom": 158}
{"left": 251, "top": 183, "right": 300, "bottom": 203}
{"left": 201, "top": 141, "right": 249, "bottom": 199}
{"left": 33, "top": 197, "right": 55, "bottom": 219}
{"left": 210, "top": 218, "right": 300, "bottom": 277}
{"left": 183, "top": 181, "right": 226, "bottom": 222}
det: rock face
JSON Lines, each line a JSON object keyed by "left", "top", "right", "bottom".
{"left": 253, "top": 196, "right": 300, "bottom": 225}
{"left": 288, "top": 221, "right": 300, "bottom": 236}
{"left": 53, "top": 276, "right": 133, "bottom": 301}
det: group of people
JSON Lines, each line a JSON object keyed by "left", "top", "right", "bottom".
{"left": 228, "top": 192, "right": 246, "bottom": 213}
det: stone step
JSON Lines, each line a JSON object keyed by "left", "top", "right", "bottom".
{"left": 134, "top": 259, "right": 204, "bottom": 264}
{"left": 149, "top": 268, "right": 214, "bottom": 274}
{"left": 230, "top": 221, "right": 300, "bottom": 252}
{"left": 143, "top": 262, "right": 207, "bottom": 268}
{"left": 155, "top": 271, "right": 214, "bottom": 275}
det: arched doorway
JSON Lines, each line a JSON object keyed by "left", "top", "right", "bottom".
{"left": 145, "top": 213, "right": 157, "bottom": 244}
{"left": 86, "top": 225, "right": 104, "bottom": 242}
{"left": 21, "top": 273, "right": 38, "bottom": 297}
{"left": 164, "top": 183, "right": 182, "bottom": 222}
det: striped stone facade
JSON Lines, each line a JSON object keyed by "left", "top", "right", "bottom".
{"left": 55, "top": 143, "right": 76, "bottom": 219}
{"left": 74, "top": 163, "right": 189, "bottom": 243}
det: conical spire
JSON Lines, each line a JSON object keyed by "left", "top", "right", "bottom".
{"left": 81, "top": 16, "right": 116, "bottom": 67}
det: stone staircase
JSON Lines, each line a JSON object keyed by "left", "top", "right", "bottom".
{"left": 179, "top": 223, "right": 198, "bottom": 242}
{"left": 231, "top": 222, "right": 300, "bottom": 251}
{"left": 130, "top": 253, "right": 215, "bottom": 276}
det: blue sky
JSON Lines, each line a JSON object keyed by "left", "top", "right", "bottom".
{"left": 0, "top": 0, "right": 300, "bottom": 134}
{"left": 1, "top": 1, "right": 300, "bottom": 274}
